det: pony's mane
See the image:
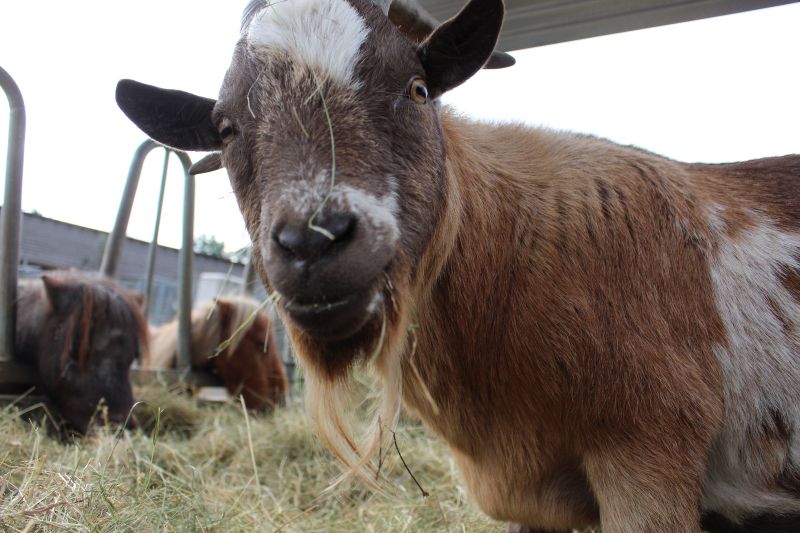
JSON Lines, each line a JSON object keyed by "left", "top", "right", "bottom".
{"left": 59, "top": 285, "right": 93, "bottom": 370}
{"left": 147, "top": 296, "right": 268, "bottom": 369}
{"left": 19, "top": 272, "right": 149, "bottom": 370}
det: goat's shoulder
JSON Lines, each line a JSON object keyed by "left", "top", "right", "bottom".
{"left": 691, "top": 154, "right": 800, "bottom": 232}
{"left": 440, "top": 110, "right": 680, "bottom": 177}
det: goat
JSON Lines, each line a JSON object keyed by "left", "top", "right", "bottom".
{"left": 115, "top": 0, "right": 800, "bottom": 531}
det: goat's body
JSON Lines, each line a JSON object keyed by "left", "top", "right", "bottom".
{"left": 115, "top": 1, "right": 799, "bottom": 527}
{"left": 399, "top": 110, "right": 800, "bottom": 531}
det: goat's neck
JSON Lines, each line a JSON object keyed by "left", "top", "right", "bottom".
{"left": 412, "top": 111, "right": 538, "bottom": 299}
{"left": 403, "top": 112, "right": 551, "bottom": 444}
{"left": 422, "top": 111, "right": 547, "bottom": 299}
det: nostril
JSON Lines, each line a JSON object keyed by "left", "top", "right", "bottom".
{"left": 274, "top": 224, "right": 303, "bottom": 255}
{"left": 324, "top": 212, "right": 357, "bottom": 243}
{"left": 271, "top": 212, "right": 358, "bottom": 261}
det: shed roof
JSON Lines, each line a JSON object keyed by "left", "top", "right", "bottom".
{"left": 419, "top": 0, "right": 796, "bottom": 52}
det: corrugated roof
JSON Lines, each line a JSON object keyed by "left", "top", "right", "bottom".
{"left": 419, "top": 0, "right": 797, "bottom": 52}
{"left": 3, "top": 209, "right": 243, "bottom": 285}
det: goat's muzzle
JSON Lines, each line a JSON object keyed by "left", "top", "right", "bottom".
{"left": 265, "top": 208, "right": 393, "bottom": 342}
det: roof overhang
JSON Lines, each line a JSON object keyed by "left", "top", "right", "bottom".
{"left": 419, "top": 0, "right": 798, "bottom": 52}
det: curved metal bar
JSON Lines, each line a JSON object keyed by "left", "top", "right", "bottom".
{"left": 173, "top": 151, "right": 194, "bottom": 371}
{"left": 100, "top": 139, "right": 160, "bottom": 277}
{"left": 100, "top": 141, "right": 194, "bottom": 370}
{"left": 0, "top": 67, "right": 26, "bottom": 362}
{"left": 142, "top": 150, "right": 170, "bottom": 321}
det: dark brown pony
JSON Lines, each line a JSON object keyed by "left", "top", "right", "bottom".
{"left": 14, "top": 271, "right": 147, "bottom": 434}
{"left": 147, "top": 296, "right": 288, "bottom": 410}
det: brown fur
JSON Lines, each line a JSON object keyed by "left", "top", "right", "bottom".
{"left": 393, "top": 117, "right": 731, "bottom": 530}
{"left": 14, "top": 271, "right": 147, "bottom": 433}
{"left": 147, "top": 297, "right": 288, "bottom": 410}
{"left": 114, "top": 0, "right": 800, "bottom": 529}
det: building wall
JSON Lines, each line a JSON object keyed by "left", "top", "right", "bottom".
{"left": 10, "top": 210, "right": 249, "bottom": 324}
{"left": 9, "top": 211, "right": 298, "bottom": 382}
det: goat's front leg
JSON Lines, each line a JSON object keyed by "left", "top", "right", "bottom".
{"left": 583, "top": 435, "right": 708, "bottom": 533}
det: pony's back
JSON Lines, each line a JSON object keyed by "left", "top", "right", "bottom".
{"left": 147, "top": 296, "right": 288, "bottom": 409}
{"left": 148, "top": 297, "right": 258, "bottom": 368}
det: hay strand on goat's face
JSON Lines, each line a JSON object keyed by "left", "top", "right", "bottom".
{"left": 306, "top": 74, "right": 337, "bottom": 241}
{"left": 291, "top": 106, "right": 310, "bottom": 139}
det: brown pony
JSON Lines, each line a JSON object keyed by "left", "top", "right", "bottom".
{"left": 146, "top": 296, "right": 288, "bottom": 410}
{"left": 14, "top": 271, "right": 147, "bottom": 434}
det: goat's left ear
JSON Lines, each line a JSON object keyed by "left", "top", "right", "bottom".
{"left": 116, "top": 79, "right": 222, "bottom": 152}
{"left": 418, "top": 0, "right": 504, "bottom": 98}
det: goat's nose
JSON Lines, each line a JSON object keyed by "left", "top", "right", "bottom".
{"left": 273, "top": 212, "right": 357, "bottom": 261}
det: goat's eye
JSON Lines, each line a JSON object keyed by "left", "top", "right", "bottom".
{"left": 408, "top": 77, "right": 428, "bottom": 104}
{"left": 218, "top": 117, "right": 235, "bottom": 144}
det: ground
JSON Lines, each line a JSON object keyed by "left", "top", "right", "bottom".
{"left": 0, "top": 383, "right": 502, "bottom": 532}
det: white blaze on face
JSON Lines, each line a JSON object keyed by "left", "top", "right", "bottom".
{"left": 246, "top": 0, "right": 370, "bottom": 86}
{"left": 262, "top": 171, "right": 400, "bottom": 262}
{"left": 338, "top": 184, "right": 400, "bottom": 245}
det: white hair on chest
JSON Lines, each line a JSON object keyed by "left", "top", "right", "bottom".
{"left": 246, "top": 0, "right": 370, "bottom": 86}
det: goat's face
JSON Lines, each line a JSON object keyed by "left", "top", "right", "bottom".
{"left": 116, "top": 0, "right": 505, "bottom": 375}
{"left": 221, "top": 1, "right": 450, "bottom": 347}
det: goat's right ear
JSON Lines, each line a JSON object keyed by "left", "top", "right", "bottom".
{"left": 115, "top": 79, "right": 221, "bottom": 152}
{"left": 418, "top": 0, "right": 504, "bottom": 98}
{"left": 390, "top": 0, "right": 514, "bottom": 69}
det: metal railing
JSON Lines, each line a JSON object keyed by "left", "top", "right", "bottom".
{"left": 0, "top": 67, "right": 25, "bottom": 363}
{"left": 100, "top": 139, "right": 194, "bottom": 370}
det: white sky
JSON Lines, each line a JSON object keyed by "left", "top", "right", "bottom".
{"left": 1, "top": 2, "right": 798, "bottom": 253}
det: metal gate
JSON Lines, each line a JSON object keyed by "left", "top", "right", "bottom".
{"left": 0, "top": 66, "right": 29, "bottom": 385}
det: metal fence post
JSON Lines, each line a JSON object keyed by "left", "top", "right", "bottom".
{"left": 100, "top": 139, "right": 159, "bottom": 278}
{"left": 241, "top": 249, "right": 257, "bottom": 295}
{"left": 174, "top": 151, "right": 194, "bottom": 371}
{"left": 0, "top": 67, "right": 26, "bottom": 362}
{"left": 100, "top": 141, "right": 194, "bottom": 371}
{"left": 142, "top": 150, "right": 170, "bottom": 321}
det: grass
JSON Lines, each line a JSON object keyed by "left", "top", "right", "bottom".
{"left": 0, "top": 384, "right": 502, "bottom": 532}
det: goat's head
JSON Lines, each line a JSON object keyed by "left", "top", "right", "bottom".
{"left": 116, "top": 0, "right": 505, "bottom": 378}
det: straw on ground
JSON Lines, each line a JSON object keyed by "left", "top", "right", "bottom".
{"left": 0, "top": 384, "right": 502, "bottom": 532}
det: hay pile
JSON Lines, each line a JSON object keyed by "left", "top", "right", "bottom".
{"left": 0, "top": 385, "right": 501, "bottom": 531}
